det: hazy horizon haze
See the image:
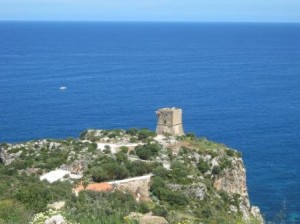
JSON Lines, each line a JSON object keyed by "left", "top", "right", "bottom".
{"left": 1, "top": 0, "right": 300, "bottom": 23}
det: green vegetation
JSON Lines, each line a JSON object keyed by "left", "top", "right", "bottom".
{"left": 0, "top": 128, "right": 260, "bottom": 224}
{"left": 65, "top": 190, "right": 139, "bottom": 224}
{"left": 134, "top": 143, "right": 161, "bottom": 160}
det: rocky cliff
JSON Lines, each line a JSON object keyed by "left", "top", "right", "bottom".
{"left": 0, "top": 129, "right": 264, "bottom": 224}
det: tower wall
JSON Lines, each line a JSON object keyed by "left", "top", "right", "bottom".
{"left": 156, "top": 107, "right": 184, "bottom": 136}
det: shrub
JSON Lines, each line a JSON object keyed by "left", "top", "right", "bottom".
{"left": 14, "top": 184, "right": 52, "bottom": 212}
{"left": 129, "top": 137, "right": 137, "bottom": 143}
{"left": 120, "top": 146, "right": 129, "bottom": 154}
{"left": 226, "top": 149, "right": 235, "bottom": 157}
{"left": 137, "top": 129, "right": 156, "bottom": 140}
{"left": 152, "top": 205, "right": 168, "bottom": 217}
{"left": 108, "top": 133, "right": 117, "bottom": 139}
{"left": 65, "top": 190, "right": 137, "bottom": 224}
{"left": 197, "top": 159, "right": 210, "bottom": 174}
{"left": 127, "top": 161, "right": 153, "bottom": 176}
{"left": 153, "top": 166, "right": 169, "bottom": 179}
{"left": 126, "top": 128, "right": 138, "bottom": 136}
{"left": 135, "top": 144, "right": 160, "bottom": 160}
{"left": 219, "top": 190, "right": 230, "bottom": 204}
{"left": 186, "top": 132, "right": 196, "bottom": 140}
{"left": 212, "top": 166, "right": 221, "bottom": 175}
{"left": 179, "top": 146, "right": 189, "bottom": 155}
{"left": 0, "top": 199, "right": 31, "bottom": 224}
{"left": 103, "top": 145, "right": 111, "bottom": 154}
{"left": 219, "top": 157, "right": 232, "bottom": 170}
{"left": 92, "top": 163, "right": 129, "bottom": 182}
{"left": 137, "top": 202, "right": 150, "bottom": 214}
{"left": 115, "top": 152, "right": 128, "bottom": 163}
{"left": 170, "top": 161, "right": 190, "bottom": 184}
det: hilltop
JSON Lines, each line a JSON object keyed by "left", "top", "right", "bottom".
{"left": 0, "top": 129, "right": 264, "bottom": 224}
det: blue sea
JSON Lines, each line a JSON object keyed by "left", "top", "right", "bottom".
{"left": 0, "top": 22, "right": 299, "bottom": 223}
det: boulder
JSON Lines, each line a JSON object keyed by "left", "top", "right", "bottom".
{"left": 44, "top": 215, "right": 66, "bottom": 224}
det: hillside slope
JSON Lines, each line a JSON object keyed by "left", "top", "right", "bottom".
{"left": 0, "top": 129, "right": 264, "bottom": 224}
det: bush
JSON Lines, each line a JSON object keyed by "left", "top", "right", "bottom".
{"left": 0, "top": 199, "right": 31, "bottom": 224}
{"left": 126, "top": 128, "right": 138, "bottom": 136}
{"left": 170, "top": 161, "right": 190, "bottom": 184}
{"left": 65, "top": 190, "right": 137, "bottom": 224}
{"left": 150, "top": 177, "right": 189, "bottom": 207}
{"left": 226, "top": 149, "right": 235, "bottom": 157}
{"left": 153, "top": 166, "right": 169, "bottom": 179}
{"left": 219, "top": 157, "right": 232, "bottom": 170}
{"left": 137, "top": 202, "right": 150, "bottom": 214}
{"left": 103, "top": 145, "right": 111, "bottom": 154}
{"left": 219, "top": 190, "right": 230, "bottom": 204}
{"left": 152, "top": 205, "right": 168, "bottom": 217}
{"left": 135, "top": 144, "right": 160, "bottom": 160}
{"left": 212, "top": 166, "right": 221, "bottom": 175}
{"left": 14, "top": 184, "right": 52, "bottom": 212}
{"left": 137, "top": 129, "right": 156, "bottom": 141}
{"left": 197, "top": 159, "right": 210, "bottom": 174}
{"left": 127, "top": 161, "right": 153, "bottom": 176}
{"left": 115, "top": 152, "right": 128, "bottom": 163}
{"left": 186, "top": 132, "right": 196, "bottom": 140}
{"left": 150, "top": 176, "right": 166, "bottom": 192}
{"left": 120, "top": 146, "right": 129, "bottom": 154}
{"left": 92, "top": 163, "right": 129, "bottom": 182}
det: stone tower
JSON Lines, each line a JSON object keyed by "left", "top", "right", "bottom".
{"left": 156, "top": 107, "right": 184, "bottom": 136}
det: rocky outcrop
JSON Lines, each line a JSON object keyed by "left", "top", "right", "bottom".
{"left": 213, "top": 158, "right": 249, "bottom": 200}
{"left": 0, "top": 145, "right": 21, "bottom": 165}
{"left": 167, "top": 183, "right": 207, "bottom": 200}
{"left": 114, "top": 176, "right": 152, "bottom": 202}
{"left": 1, "top": 129, "right": 264, "bottom": 224}
{"left": 47, "top": 201, "right": 66, "bottom": 210}
{"left": 213, "top": 157, "right": 264, "bottom": 223}
{"left": 44, "top": 214, "right": 66, "bottom": 224}
{"left": 127, "top": 212, "right": 168, "bottom": 224}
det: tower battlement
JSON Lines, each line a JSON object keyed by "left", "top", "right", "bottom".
{"left": 156, "top": 107, "right": 184, "bottom": 136}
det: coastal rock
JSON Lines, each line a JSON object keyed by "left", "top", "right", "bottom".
{"left": 213, "top": 157, "right": 264, "bottom": 223}
{"left": 251, "top": 206, "right": 265, "bottom": 223}
{"left": 213, "top": 158, "right": 248, "bottom": 200}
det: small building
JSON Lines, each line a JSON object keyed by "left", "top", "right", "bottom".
{"left": 156, "top": 107, "right": 184, "bottom": 136}
{"left": 40, "top": 169, "right": 82, "bottom": 184}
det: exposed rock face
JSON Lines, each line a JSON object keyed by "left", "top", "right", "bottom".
{"left": 115, "top": 177, "right": 152, "bottom": 202}
{"left": 0, "top": 145, "right": 21, "bottom": 165}
{"left": 213, "top": 158, "right": 248, "bottom": 200}
{"left": 127, "top": 212, "right": 168, "bottom": 224}
{"left": 213, "top": 157, "right": 264, "bottom": 223}
{"left": 44, "top": 214, "right": 66, "bottom": 224}
{"left": 60, "top": 160, "right": 86, "bottom": 175}
{"left": 47, "top": 201, "right": 66, "bottom": 210}
{"left": 167, "top": 183, "right": 207, "bottom": 200}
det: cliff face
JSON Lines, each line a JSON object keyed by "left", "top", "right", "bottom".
{"left": 213, "top": 157, "right": 264, "bottom": 223}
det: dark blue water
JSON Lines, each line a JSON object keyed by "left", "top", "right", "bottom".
{"left": 0, "top": 22, "right": 299, "bottom": 223}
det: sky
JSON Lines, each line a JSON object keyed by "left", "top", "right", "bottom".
{"left": 0, "top": 0, "right": 300, "bottom": 23}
